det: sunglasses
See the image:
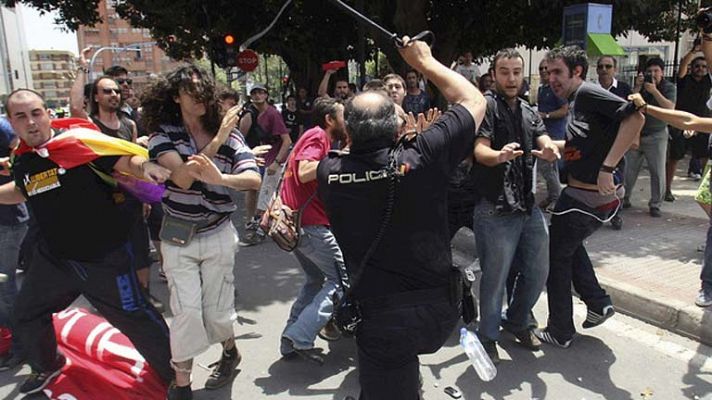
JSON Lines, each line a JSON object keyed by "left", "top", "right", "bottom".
{"left": 101, "top": 88, "right": 120, "bottom": 95}
{"left": 116, "top": 78, "right": 133, "bottom": 85}
{"left": 597, "top": 64, "right": 614, "bottom": 69}
{"left": 538, "top": 67, "right": 547, "bottom": 71}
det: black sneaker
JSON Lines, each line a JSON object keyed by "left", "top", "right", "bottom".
{"left": 534, "top": 328, "right": 572, "bottom": 349}
{"left": 0, "top": 352, "right": 25, "bottom": 371}
{"left": 19, "top": 354, "right": 65, "bottom": 394}
{"left": 239, "top": 221, "right": 265, "bottom": 247}
{"left": 204, "top": 347, "right": 241, "bottom": 390}
{"left": 649, "top": 207, "right": 662, "bottom": 217}
{"left": 664, "top": 191, "right": 675, "bottom": 202}
{"left": 167, "top": 381, "right": 193, "bottom": 400}
{"left": 479, "top": 337, "right": 500, "bottom": 364}
{"left": 504, "top": 327, "right": 541, "bottom": 351}
{"left": 610, "top": 215, "right": 623, "bottom": 230}
{"left": 582, "top": 305, "right": 615, "bottom": 329}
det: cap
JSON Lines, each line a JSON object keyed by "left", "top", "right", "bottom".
{"left": 250, "top": 83, "right": 268, "bottom": 94}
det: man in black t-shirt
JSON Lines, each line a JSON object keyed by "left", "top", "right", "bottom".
{"left": 666, "top": 50, "right": 711, "bottom": 200}
{"left": 534, "top": 47, "right": 644, "bottom": 348}
{"left": 0, "top": 89, "right": 174, "bottom": 394}
{"left": 471, "top": 49, "right": 560, "bottom": 362}
{"left": 282, "top": 94, "right": 304, "bottom": 142}
{"left": 317, "top": 37, "right": 485, "bottom": 399}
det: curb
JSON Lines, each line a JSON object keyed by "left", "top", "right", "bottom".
{"left": 450, "top": 228, "right": 712, "bottom": 347}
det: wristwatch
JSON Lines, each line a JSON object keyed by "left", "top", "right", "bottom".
{"left": 599, "top": 164, "right": 616, "bottom": 173}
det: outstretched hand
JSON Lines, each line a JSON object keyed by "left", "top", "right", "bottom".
{"left": 532, "top": 143, "right": 560, "bottom": 162}
{"left": 497, "top": 142, "right": 524, "bottom": 163}
{"left": 187, "top": 154, "right": 224, "bottom": 185}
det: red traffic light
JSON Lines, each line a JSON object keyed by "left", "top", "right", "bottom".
{"left": 224, "top": 34, "right": 235, "bottom": 45}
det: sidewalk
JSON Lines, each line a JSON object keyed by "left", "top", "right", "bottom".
{"left": 452, "top": 158, "right": 712, "bottom": 346}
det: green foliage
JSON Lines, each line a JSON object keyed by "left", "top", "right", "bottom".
{"left": 6, "top": 0, "right": 709, "bottom": 88}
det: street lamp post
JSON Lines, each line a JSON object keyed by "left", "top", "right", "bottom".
{"left": 88, "top": 42, "right": 156, "bottom": 80}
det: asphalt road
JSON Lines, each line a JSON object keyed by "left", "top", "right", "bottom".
{"left": 1, "top": 224, "right": 711, "bottom": 400}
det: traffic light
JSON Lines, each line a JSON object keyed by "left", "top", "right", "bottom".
{"left": 211, "top": 34, "right": 237, "bottom": 69}
{"left": 224, "top": 34, "right": 237, "bottom": 67}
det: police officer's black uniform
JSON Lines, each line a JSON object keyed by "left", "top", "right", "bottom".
{"left": 317, "top": 104, "right": 476, "bottom": 399}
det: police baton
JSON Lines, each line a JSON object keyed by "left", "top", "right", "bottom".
{"left": 326, "top": 0, "right": 435, "bottom": 48}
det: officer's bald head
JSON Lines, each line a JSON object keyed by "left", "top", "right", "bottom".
{"left": 344, "top": 91, "right": 398, "bottom": 150}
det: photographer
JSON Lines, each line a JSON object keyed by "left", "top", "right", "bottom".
{"left": 624, "top": 57, "right": 676, "bottom": 217}
{"left": 316, "top": 37, "right": 485, "bottom": 399}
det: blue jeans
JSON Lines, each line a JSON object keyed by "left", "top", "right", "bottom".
{"left": 703, "top": 215, "right": 712, "bottom": 292}
{"left": 282, "top": 225, "right": 343, "bottom": 350}
{"left": 473, "top": 200, "right": 549, "bottom": 341}
{"left": 0, "top": 223, "right": 28, "bottom": 356}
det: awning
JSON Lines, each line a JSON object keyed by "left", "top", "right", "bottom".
{"left": 587, "top": 33, "right": 625, "bottom": 56}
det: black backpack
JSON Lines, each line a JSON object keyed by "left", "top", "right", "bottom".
{"left": 240, "top": 103, "right": 271, "bottom": 148}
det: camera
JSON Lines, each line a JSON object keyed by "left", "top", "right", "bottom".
{"left": 697, "top": 8, "right": 712, "bottom": 33}
{"left": 644, "top": 72, "right": 654, "bottom": 84}
{"left": 333, "top": 296, "right": 362, "bottom": 334}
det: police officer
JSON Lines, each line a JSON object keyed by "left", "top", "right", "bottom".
{"left": 317, "top": 37, "right": 486, "bottom": 399}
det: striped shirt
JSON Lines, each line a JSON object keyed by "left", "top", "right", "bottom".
{"left": 148, "top": 124, "right": 258, "bottom": 233}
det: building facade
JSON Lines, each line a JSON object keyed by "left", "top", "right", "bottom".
{"left": 76, "top": 0, "right": 180, "bottom": 94}
{"left": 29, "top": 50, "right": 75, "bottom": 108}
{"left": 0, "top": 5, "right": 33, "bottom": 111}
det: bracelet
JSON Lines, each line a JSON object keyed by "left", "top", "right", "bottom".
{"left": 599, "top": 164, "right": 616, "bottom": 173}
{"left": 77, "top": 66, "right": 89, "bottom": 74}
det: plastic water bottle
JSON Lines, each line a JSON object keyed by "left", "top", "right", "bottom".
{"left": 459, "top": 327, "right": 497, "bottom": 381}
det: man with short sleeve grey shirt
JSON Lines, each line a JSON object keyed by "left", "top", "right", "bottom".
{"left": 624, "top": 57, "right": 677, "bottom": 217}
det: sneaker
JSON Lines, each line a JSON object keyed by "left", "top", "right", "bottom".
{"left": 690, "top": 172, "right": 703, "bottom": 181}
{"left": 18, "top": 354, "right": 65, "bottom": 394}
{"left": 695, "top": 289, "right": 712, "bottom": 307}
{"left": 0, "top": 352, "right": 25, "bottom": 371}
{"left": 318, "top": 319, "right": 342, "bottom": 342}
{"left": 664, "top": 191, "right": 675, "bottom": 202}
{"left": 610, "top": 215, "right": 623, "bottom": 230}
{"left": 239, "top": 222, "right": 265, "bottom": 247}
{"left": 506, "top": 328, "right": 541, "bottom": 351}
{"left": 534, "top": 328, "right": 572, "bottom": 349}
{"left": 293, "top": 348, "right": 325, "bottom": 365}
{"left": 167, "top": 381, "right": 193, "bottom": 400}
{"left": 204, "top": 347, "right": 241, "bottom": 390}
{"left": 649, "top": 207, "right": 662, "bottom": 217}
{"left": 582, "top": 305, "right": 615, "bottom": 329}
{"left": 622, "top": 199, "right": 632, "bottom": 209}
{"left": 479, "top": 337, "right": 500, "bottom": 364}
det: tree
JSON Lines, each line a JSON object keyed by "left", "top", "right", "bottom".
{"left": 4, "top": 0, "right": 706, "bottom": 92}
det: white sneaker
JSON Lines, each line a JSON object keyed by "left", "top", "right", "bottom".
{"left": 695, "top": 289, "right": 712, "bottom": 307}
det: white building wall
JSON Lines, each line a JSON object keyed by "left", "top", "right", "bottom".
{"left": 0, "top": 6, "right": 33, "bottom": 96}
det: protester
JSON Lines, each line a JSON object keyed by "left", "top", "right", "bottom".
{"left": 143, "top": 64, "right": 261, "bottom": 399}
{"left": 536, "top": 59, "right": 568, "bottom": 211}
{"left": 535, "top": 46, "right": 645, "bottom": 348}
{"left": 624, "top": 57, "right": 676, "bottom": 217}
{"left": 383, "top": 73, "right": 406, "bottom": 107}
{"left": 279, "top": 97, "right": 346, "bottom": 364}
{"left": 318, "top": 69, "right": 352, "bottom": 100}
{"left": 472, "top": 48, "right": 559, "bottom": 361}
{"left": 596, "top": 55, "right": 631, "bottom": 230}
{"left": 238, "top": 83, "right": 291, "bottom": 246}
{"left": 454, "top": 51, "right": 480, "bottom": 85}
{"left": 0, "top": 116, "right": 29, "bottom": 371}
{"left": 403, "top": 70, "right": 431, "bottom": 115}
{"left": 282, "top": 94, "right": 304, "bottom": 143}
{"left": 317, "top": 36, "right": 485, "bottom": 399}
{"left": 0, "top": 88, "right": 174, "bottom": 394}
{"left": 667, "top": 48, "right": 711, "bottom": 201}
{"left": 297, "top": 87, "right": 315, "bottom": 129}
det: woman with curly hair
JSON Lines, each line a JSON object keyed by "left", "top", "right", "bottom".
{"left": 144, "top": 64, "right": 261, "bottom": 400}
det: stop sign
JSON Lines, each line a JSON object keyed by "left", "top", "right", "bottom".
{"left": 237, "top": 49, "right": 259, "bottom": 72}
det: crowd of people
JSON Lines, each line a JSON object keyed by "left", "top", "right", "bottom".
{"left": 0, "top": 20, "right": 712, "bottom": 400}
